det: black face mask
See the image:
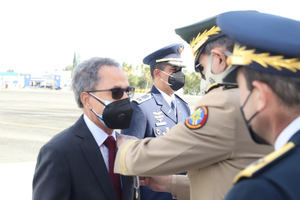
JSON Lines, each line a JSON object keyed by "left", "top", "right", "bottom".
{"left": 90, "top": 94, "right": 133, "bottom": 129}
{"left": 240, "top": 91, "right": 269, "bottom": 145}
{"left": 168, "top": 70, "right": 185, "bottom": 91}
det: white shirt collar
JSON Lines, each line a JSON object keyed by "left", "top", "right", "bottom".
{"left": 274, "top": 116, "right": 300, "bottom": 150}
{"left": 83, "top": 114, "right": 116, "bottom": 147}
{"left": 156, "top": 86, "right": 175, "bottom": 106}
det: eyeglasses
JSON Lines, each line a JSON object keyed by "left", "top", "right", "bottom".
{"left": 195, "top": 63, "right": 206, "bottom": 80}
{"left": 86, "top": 86, "right": 135, "bottom": 100}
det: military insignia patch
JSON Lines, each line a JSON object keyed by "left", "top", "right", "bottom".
{"left": 133, "top": 93, "right": 152, "bottom": 104}
{"left": 185, "top": 106, "right": 208, "bottom": 129}
{"left": 178, "top": 45, "right": 184, "bottom": 54}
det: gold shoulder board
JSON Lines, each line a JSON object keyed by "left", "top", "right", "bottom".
{"left": 234, "top": 142, "right": 295, "bottom": 183}
{"left": 133, "top": 93, "right": 152, "bottom": 104}
{"left": 205, "top": 82, "right": 220, "bottom": 93}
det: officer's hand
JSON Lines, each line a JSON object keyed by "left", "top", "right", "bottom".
{"left": 140, "top": 176, "right": 172, "bottom": 193}
{"left": 116, "top": 134, "right": 138, "bottom": 148}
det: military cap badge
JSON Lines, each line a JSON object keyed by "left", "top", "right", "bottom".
{"left": 178, "top": 45, "right": 184, "bottom": 54}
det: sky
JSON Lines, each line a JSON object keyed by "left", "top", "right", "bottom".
{"left": 0, "top": 0, "right": 300, "bottom": 74}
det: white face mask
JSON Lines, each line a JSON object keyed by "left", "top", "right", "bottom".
{"left": 199, "top": 52, "right": 233, "bottom": 95}
{"left": 159, "top": 70, "right": 172, "bottom": 86}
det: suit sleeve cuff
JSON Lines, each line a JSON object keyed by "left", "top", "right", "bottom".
{"left": 114, "top": 139, "right": 136, "bottom": 174}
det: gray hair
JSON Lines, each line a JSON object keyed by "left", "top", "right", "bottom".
{"left": 72, "top": 57, "right": 120, "bottom": 108}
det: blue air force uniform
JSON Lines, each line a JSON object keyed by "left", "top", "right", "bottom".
{"left": 226, "top": 129, "right": 300, "bottom": 200}
{"left": 122, "top": 85, "right": 190, "bottom": 139}
{"left": 121, "top": 44, "right": 190, "bottom": 200}
{"left": 217, "top": 10, "right": 300, "bottom": 200}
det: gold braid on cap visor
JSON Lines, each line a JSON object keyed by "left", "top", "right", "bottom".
{"left": 189, "top": 26, "right": 221, "bottom": 57}
{"left": 227, "top": 44, "right": 300, "bottom": 72}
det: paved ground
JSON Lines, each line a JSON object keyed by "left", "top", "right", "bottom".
{"left": 0, "top": 88, "right": 200, "bottom": 199}
{"left": 0, "top": 89, "right": 82, "bottom": 163}
{"left": 0, "top": 89, "right": 82, "bottom": 199}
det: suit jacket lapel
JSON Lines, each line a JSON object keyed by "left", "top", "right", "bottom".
{"left": 151, "top": 86, "right": 177, "bottom": 123}
{"left": 75, "top": 116, "right": 116, "bottom": 200}
{"left": 289, "top": 130, "right": 300, "bottom": 146}
{"left": 175, "top": 97, "right": 186, "bottom": 122}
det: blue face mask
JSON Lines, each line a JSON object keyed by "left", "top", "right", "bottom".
{"left": 89, "top": 93, "right": 133, "bottom": 129}
{"left": 91, "top": 99, "right": 111, "bottom": 126}
{"left": 240, "top": 91, "right": 269, "bottom": 145}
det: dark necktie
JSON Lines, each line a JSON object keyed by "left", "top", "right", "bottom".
{"left": 171, "top": 100, "right": 177, "bottom": 119}
{"left": 104, "top": 136, "right": 121, "bottom": 200}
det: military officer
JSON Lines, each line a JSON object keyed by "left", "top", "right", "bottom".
{"left": 121, "top": 43, "right": 190, "bottom": 200}
{"left": 115, "top": 15, "right": 272, "bottom": 200}
{"left": 213, "top": 10, "right": 300, "bottom": 200}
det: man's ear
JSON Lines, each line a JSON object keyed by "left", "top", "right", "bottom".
{"left": 80, "top": 92, "right": 92, "bottom": 109}
{"left": 252, "top": 80, "right": 272, "bottom": 111}
{"left": 211, "top": 48, "right": 227, "bottom": 72}
{"left": 153, "top": 68, "right": 161, "bottom": 79}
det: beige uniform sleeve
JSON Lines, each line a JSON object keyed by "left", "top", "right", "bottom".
{"left": 171, "top": 175, "right": 190, "bottom": 200}
{"left": 114, "top": 88, "right": 239, "bottom": 176}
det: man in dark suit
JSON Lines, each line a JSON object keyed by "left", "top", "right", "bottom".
{"left": 33, "top": 57, "right": 136, "bottom": 200}
{"left": 218, "top": 10, "right": 300, "bottom": 199}
{"left": 121, "top": 43, "right": 190, "bottom": 200}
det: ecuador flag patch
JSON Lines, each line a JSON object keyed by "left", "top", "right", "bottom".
{"left": 185, "top": 106, "right": 208, "bottom": 129}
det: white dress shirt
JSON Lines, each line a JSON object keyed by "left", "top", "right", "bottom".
{"left": 274, "top": 116, "right": 300, "bottom": 150}
{"left": 156, "top": 86, "right": 176, "bottom": 109}
{"left": 83, "top": 114, "right": 117, "bottom": 171}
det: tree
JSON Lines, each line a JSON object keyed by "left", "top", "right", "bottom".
{"left": 64, "top": 52, "right": 80, "bottom": 71}
{"left": 139, "top": 64, "right": 152, "bottom": 90}
{"left": 122, "top": 62, "right": 153, "bottom": 93}
{"left": 183, "top": 71, "right": 201, "bottom": 95}
{"left": 122, "top": 62, "right": 134, "bottom": 74}
{"left": 64, "top": 65, "right": 73, "bottom": 71}
{"left": 122, "top": 62, "right": 138, "bottom": 88}
{"left": 73, "top": 52, "right": 79, "bottom": 69}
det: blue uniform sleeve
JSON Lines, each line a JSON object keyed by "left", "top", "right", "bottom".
{"left": 225, "top": 178, "right": 288, "bottom": 200}
{"left": 33, "top": 144, "right": 71, "bottom": 200}
{"left": 121, "top": 101, "right": 147, "bottom": 139}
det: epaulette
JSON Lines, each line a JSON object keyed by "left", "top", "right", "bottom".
{"left": 223, "top": 83, "right": 238, "bottom": 90}
{"left": 132, "top": 93, "right": 152, "bottom": 104}
{"left": 205, "top": 82, "right": 220, "bottom": 94}
{"left": 234, "top": 142, "right": 295, "bottom": 183}
{"left": 205, "top": 82, "right": 238, "bottom": 94}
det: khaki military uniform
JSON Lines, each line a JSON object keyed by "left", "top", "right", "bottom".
{"left": 115, "top": 87, "right": 272, "bottom": 200}
{"left": 171, "top": 175, "right": 190, "bottom": 200}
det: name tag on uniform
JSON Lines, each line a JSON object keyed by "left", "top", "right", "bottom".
{"left": 155, "top": 121, "right": 167, "bottom": 126}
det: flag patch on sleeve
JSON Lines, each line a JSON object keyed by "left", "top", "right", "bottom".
{"left": 185, "top": 106, "right": 208, "bottom": 129}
